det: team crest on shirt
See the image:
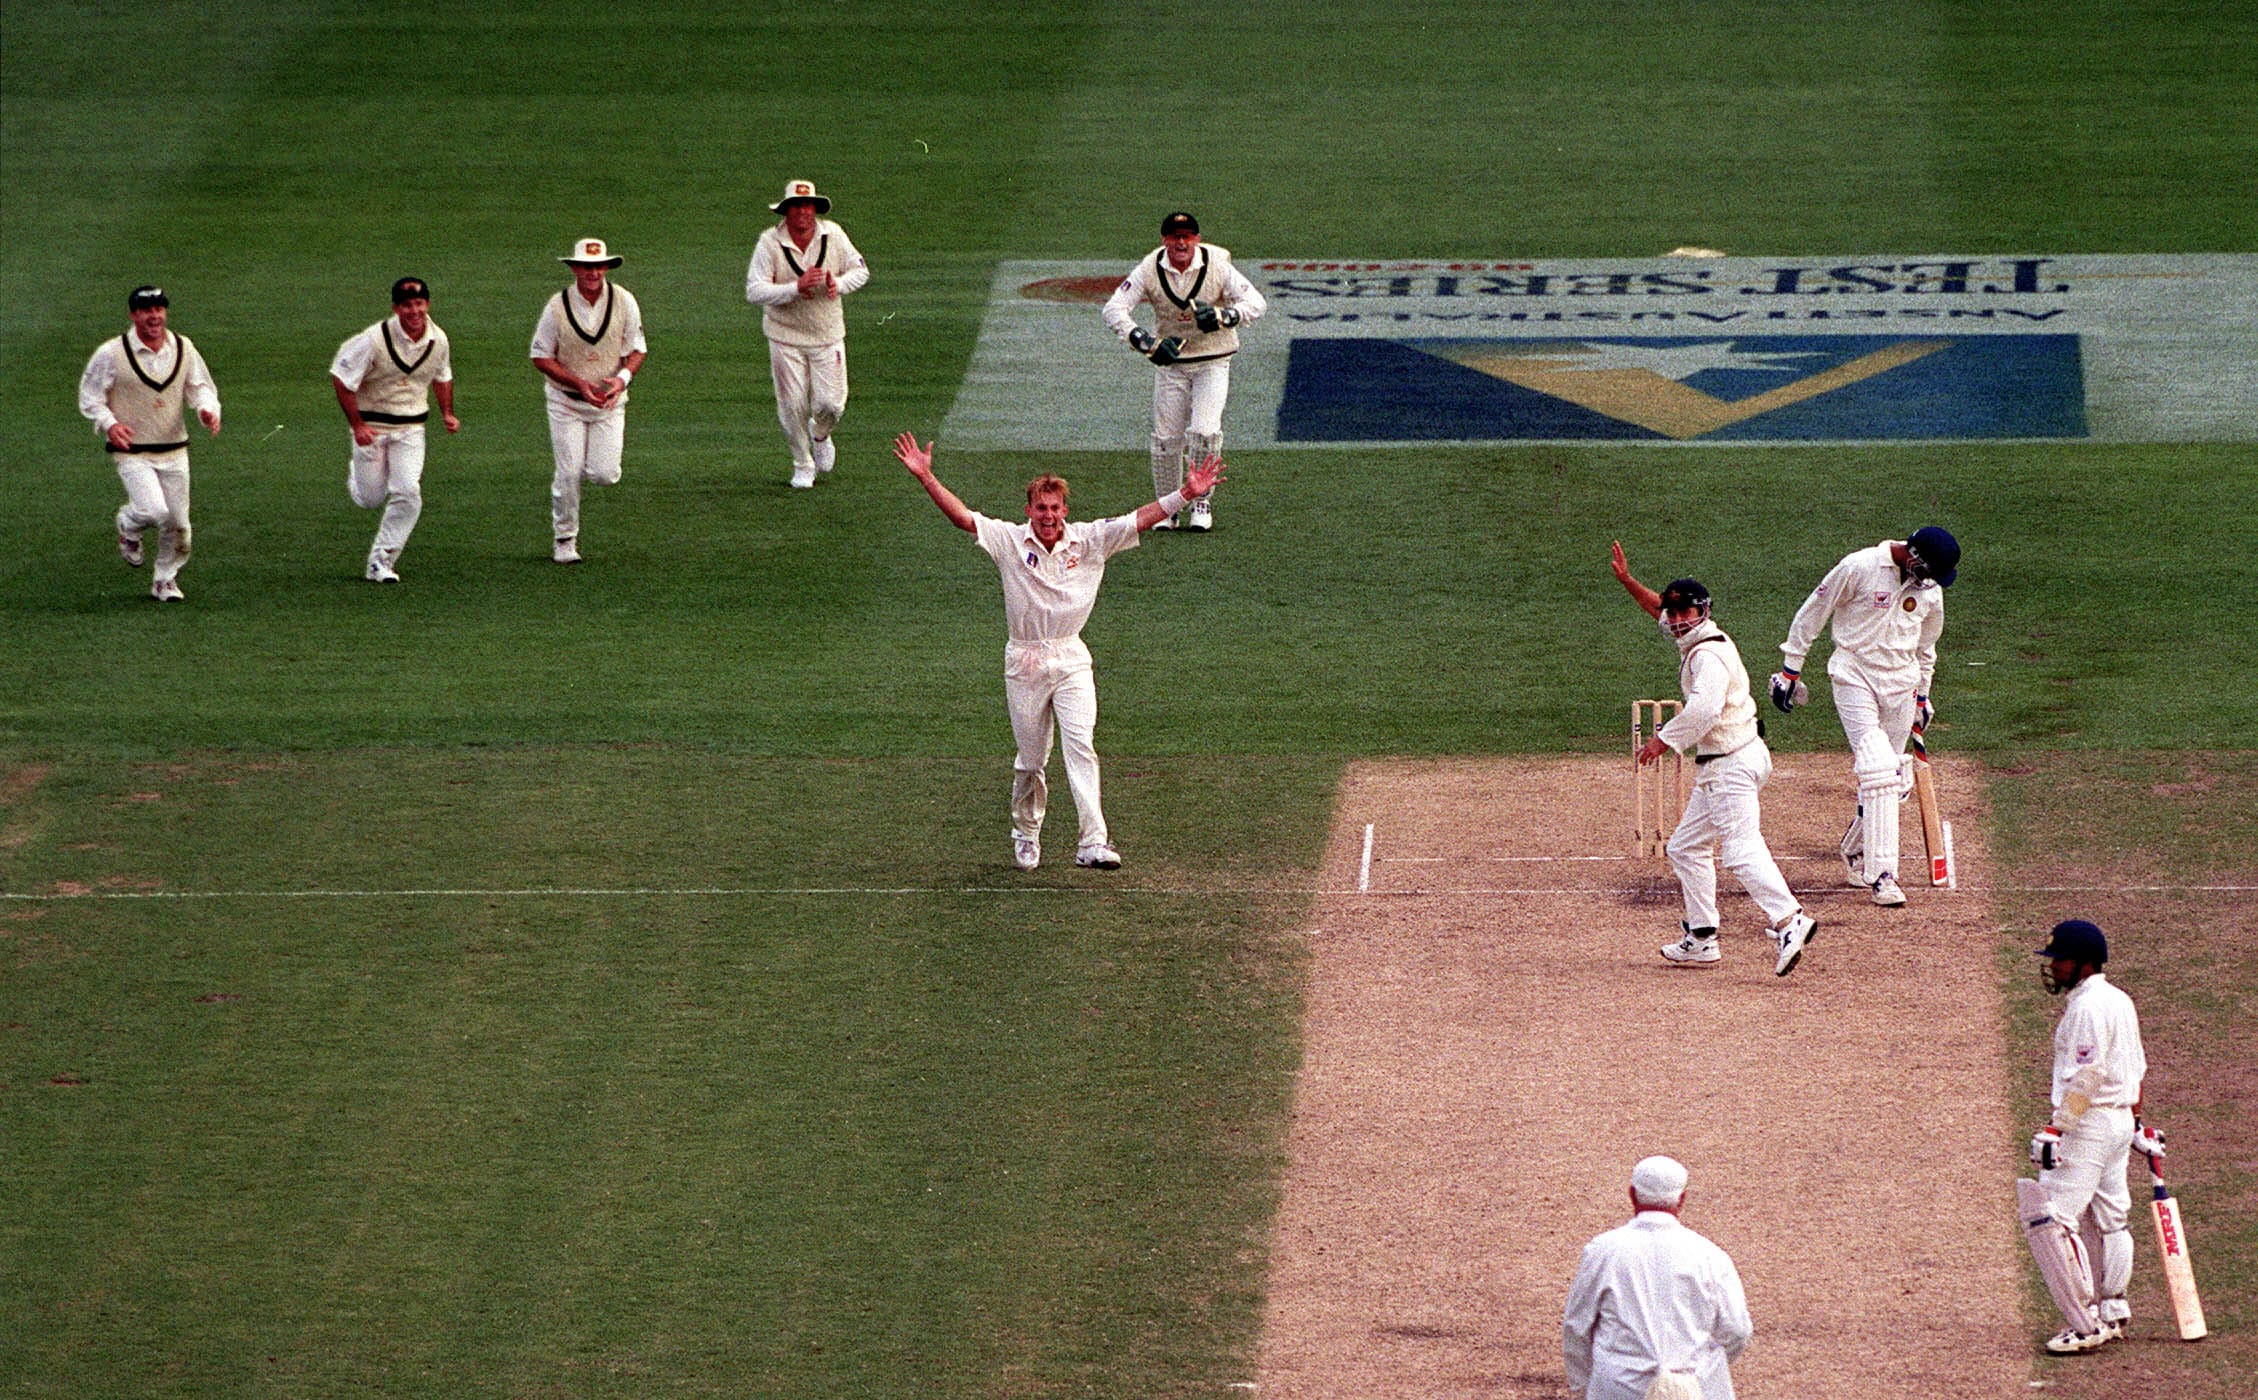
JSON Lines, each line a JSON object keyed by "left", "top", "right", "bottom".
{"left": 1871, "top": 592, "right": 1892, "bottom": 607}
{"left": 1902, "top": 597, "right": 1918, "bottom": 611}
{"left": 2075, "top": 1043, "right": 2098, "bottom": 1064}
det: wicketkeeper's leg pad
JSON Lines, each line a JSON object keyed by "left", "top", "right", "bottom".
{"left": 1150, "top": 434, "right": 1185, "bottom": 500}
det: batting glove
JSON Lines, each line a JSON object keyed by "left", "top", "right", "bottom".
{"left": 1915, "top": 694, "right": 1934, "bottom": 730}
{"left": 1769, "top": 670, "right": 1807, "bottom": 714}
{"left": 2132, "top": 1121, "right": 2165, "bottom": 1161}
{"left": 2030, "top": 1125, "right": 2063, "bottom": 1170}
{"left": 1127, "top": 327, "right": 1158, "bottom": 356}
{"left": 1148, "top": 335, "right": 1186, "bottom": 366}
{"left": 1192, "top": 301, "right": 1240, "bottom": 332}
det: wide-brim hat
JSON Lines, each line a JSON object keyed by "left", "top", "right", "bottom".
{"left": 558, "top": 237, "right": 623, "bottom": 268}
{"left": 769, "top": 179, "right": 831, "bottom": 214}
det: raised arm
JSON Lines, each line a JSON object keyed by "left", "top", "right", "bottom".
{"left": 1135, "top": 454, "right": 1227, "bottom": 530}
{"left": 1610, "top": 540, "right": 1663, "bottom": 618}
{"left": 893, "top": 432, "right": 977, "bottom": 533}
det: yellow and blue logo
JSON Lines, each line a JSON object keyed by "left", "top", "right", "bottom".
{"left": 1278, "top": 334, "right": 2085, "bottom": 441}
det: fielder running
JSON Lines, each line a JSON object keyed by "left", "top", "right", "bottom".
{"left": 892, "top": 431, "right": 1222, "bottom": 872}
{"left": 1770, "top": 527, "right": 1960, "bottom": 907}
{"left": 330, "top": 277, "right": 457, "bottom": 583}
{"left": 1100, "top": 211, "right": 1264, "bottom": 530}
{"left": 531, "top": 238, "right": 647, "bottom": 564}
{"left": 746, "top": 179, "right": 868, "bottom": 489}
{"left": 1613, "top": 543, "right": 1817, "bottom": 975}
{"left": 2021, "top": 918, "right": 2156, "bottom": 1355}
{"left": 1563, "top": 1155, "right": 1752, "bottom": 1400}
{"left": 78, "top": 285, "right": 221, "bottom": 601}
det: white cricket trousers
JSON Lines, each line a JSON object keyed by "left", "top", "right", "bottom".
{"left": 1004, "top": 637, "right": 1107, "bottom": 851}
{"left": 348, "top": 426, "right": 424, "bottom": 567}
{"left": 546, "top": 404, "right": 625, "bottom": 538}
{"left": 1149, "top": 358, "right": 1231, "bottom": 495}
{"left": 768, "top": 339, "right": 847, "bottom": 472}
{"left": 1666, "top": 740, "right": 1801, "bottom": 931}
{"left": 115, "top": 449, "right": 192, "bottom": 587}
{"left": 1834, "top": 670, "right": 1918, "bottom": 882}
{"left": 2040, "top": 1106, "right": 2137, "bottom": 1310}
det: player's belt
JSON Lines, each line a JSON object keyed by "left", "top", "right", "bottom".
{"left": 359, "top": 410, "right": 428, "bottom": 425}
{"left": 1695, "top": 736, "right": 1761, "bottom": 764}
{"left": 108, "top": 439, "right": 190, "bottom": 454}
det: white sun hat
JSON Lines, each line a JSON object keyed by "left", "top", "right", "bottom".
{"left": 768, "top": 179, "right": 832, "bottom": 214}
{"left": 558, "top": 237, "right": 623, "bottom": 268}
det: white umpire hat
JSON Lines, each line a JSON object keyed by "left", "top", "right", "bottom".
{"left": 1631, "top": 1155, "right": 1689, "bottom": 1206}
{"left": 769, "top": 179, "right": 832, "bottom": 214}
{"left": 559, "top": 237, "right": 623, "bottom": 268}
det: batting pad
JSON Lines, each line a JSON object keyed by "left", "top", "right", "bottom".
{"left": 2018, "top": 1178, "right": 2100, "bottom": 1333}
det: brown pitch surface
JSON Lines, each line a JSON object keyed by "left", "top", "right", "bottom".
{"left": 1255, "top": 752, "right": 2031, "bottom": 1399}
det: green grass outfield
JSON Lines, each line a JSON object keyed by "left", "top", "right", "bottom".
{"left": 4, "top": 3, "right": 2255, "bottom": 1395}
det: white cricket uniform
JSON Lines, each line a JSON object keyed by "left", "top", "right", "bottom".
{"left": 530, "top": 282, "right": 646, "bottom": 541}
{"left": 1563, "top": 1211, "right": 1752, "bottom": 1400}
{"left": 969, "top": 509, "right": 1143, "bottom": 853}
{"left": 745, "top": 219, "right": 868, "bottom": 476}
{"left": 1101, "top": 243, "right": 1266, "bottom": 498}
{"left": 1780, "top": 541, "right": 1945, "bottom": 884}
{"left": 79, "top": 330, "right": 220, "bottom": 595}
{"left": 330, "top": 315, "right": 452, "bottom": 571}
{"left": 2042, "top": 972, "right": 2148, "bottom": 1321}
{"left": 1656, "top": 621, "right": 1800, "bottom": 933}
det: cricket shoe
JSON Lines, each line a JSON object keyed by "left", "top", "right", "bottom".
{"left": 790, "top": 464, "right": 817, "bottom": 489}
{"left": 1661, "top": 928, "right": 1721, "bottom": 965}
{"left": 1187, "top": 498, "right": 1213, "bottom": 531}
{"left": 813, "top": 436, "right": 836, "bottom": 474}
{"left": 1773, "top": 913, "right": 1817, "bottom": 977}
{"left": 366, "top": 556, "right": 400, "bottom": 583}
{"left": 1012, "top": 834, "right": 1040, "bottom": 871}
{"left": 2097, "top": 1313, "right": 2127, "bottom": 1342}
{"left": 2043, "top": 1326, "right": 2112, "bottom": 1355}
{"left": 151, "top": 578, "right": 185, "bottom": 602}
{"left": 1075, "top": 843, "right": 1122, "bottom": 870}
{"left": 554, "top": 536, "right": 581, "bottom": 564}
{"left": 118, "top": 530, "right": 145, "bottom": 567}
{"left": 1871, "top": 873, "right": 1906, "bottom": 907}
{"left": 1151, "top": 513, "right": 1178, "bottom": 530}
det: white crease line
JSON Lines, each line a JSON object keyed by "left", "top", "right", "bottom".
{"left": 1382, "top": 854, "right": 1826, "bottom": 863}
{"left": 1359, "top": 823, "right": 1374, "bottom": 893}
{"left": 5, "top": 883, "right": 2254, "bottom": 903}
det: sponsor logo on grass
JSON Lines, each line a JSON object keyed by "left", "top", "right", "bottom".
{"left": 945, "top": 254, "right": 2257, "bottom": 447}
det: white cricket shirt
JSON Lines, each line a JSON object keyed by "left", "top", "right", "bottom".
{"left": 971, "top": 511, "right": 1141, "bottom": 643}
{"left": 2053, "top": 972, "right": 2147, "bottom": 1111}
{"left": 1779, "top": 541, "right": 1945, "bottom": 695}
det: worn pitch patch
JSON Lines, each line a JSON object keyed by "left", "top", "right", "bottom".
{"left": 944, "top": 254, "right": 2258, "bottom": 447}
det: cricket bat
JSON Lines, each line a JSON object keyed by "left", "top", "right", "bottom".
{"left": 1909, "top": 731, "right": 1949, "bottom": 887}
{"left": 2144, "top": 1149, "right": 2208, "bottom": 1340}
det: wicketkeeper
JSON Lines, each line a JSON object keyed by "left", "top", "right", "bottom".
{"left": 1100, "top": 211, "right": 1264, "bottom": 531}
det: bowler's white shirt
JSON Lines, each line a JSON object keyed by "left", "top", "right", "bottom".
{"left": 2053, "top": 973, "right": 2147, "bottom": 1111}
{"left": 1563, "top": 1211, "right": 1751, "bottom": 1400}
{"left": 971, "top": 511, "right": 1141, "bottom": 643}
{"left": 1780, "top": 541, "right": 1945, "bottom": 695}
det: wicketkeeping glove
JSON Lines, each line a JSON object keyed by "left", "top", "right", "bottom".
{"left": 1769, "top": 671, "right": 1807, "bottom": 714}
{"left": 2030, "top": 1124, "right": 2063, "bottom": 1170}
{"left": 1148, "top": 335, "right": 1185, "bottom": 366}
{"left": 2132, "top": 1121, "right": 2165, "bottom": 1161}
{"left": 1127, "top": 327, "right": 1158, "bottom": 355}
{"left": 1192, "top": 301, "right": 1240, "bottom": 332}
